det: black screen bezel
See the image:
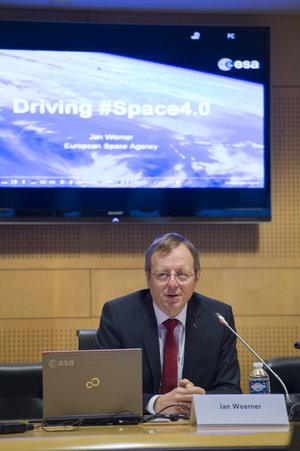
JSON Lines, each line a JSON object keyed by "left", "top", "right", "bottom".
{"left": 0, "top": 21, "right": 271, "bottom": 223}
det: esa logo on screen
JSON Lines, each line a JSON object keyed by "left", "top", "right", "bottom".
{"left": 218, "top": 58, "right": 260, "bottom": 71}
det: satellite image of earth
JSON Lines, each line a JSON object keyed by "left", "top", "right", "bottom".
{"left": 0, "top": 49, "right": 264, "bottom": 188}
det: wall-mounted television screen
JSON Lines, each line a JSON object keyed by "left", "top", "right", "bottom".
{"left": 0, "top": 21, "right": 270, "bottom": 223}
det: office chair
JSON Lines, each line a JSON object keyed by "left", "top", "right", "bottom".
{"left": 265, "top": 357, "right": 300, "bottom": 403}
{"left": 289, "top": 423, "right": 300, "bottom": 451}
{"left": 0, "top": 363, "right": 43, "bottom": 420}
{"left": 76, "top": 329, "right": 98, "bottom": 350}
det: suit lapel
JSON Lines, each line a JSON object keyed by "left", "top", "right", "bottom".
{"left": 183, "top": 295, "right": 205, "bottom": 380}
{"left": 135, "top": 292, "right": 161, "bottom": 392}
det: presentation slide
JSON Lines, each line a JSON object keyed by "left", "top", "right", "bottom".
{"left": 0, "top": 50, "right": 264, "bottom": 189}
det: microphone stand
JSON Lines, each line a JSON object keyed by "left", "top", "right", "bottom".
{"left": 214, "top": 312, "right": 292, "bottom": 404}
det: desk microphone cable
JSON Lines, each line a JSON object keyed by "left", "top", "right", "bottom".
{"left": 143, "top": 404, "right": 190, "bottom": 423}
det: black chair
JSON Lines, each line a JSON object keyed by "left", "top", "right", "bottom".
{"left": 76, "top": 329, "right": 98, "bottom": 350}
{"left": 0, "top": 363, "right": 43, "bottom": 420}
{"left": 289, "top": 423, "right": 300, "bottom": 451}
{"left": 265, "top": 357, "right": 300, "bottom": 403}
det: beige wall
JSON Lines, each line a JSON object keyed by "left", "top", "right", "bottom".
{"left": 0, "top": 8, "right": 299, "bottom": 394}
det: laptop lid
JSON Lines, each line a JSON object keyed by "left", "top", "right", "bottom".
{"left": 42, "top": 348, "right": 143, "bottom": 421}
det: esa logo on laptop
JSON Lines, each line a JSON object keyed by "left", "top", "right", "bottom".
{"left": 48, "top": 359, "right": 75, "bottom": 368}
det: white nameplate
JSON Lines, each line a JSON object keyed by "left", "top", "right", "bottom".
{"left": 190, "top": 394, "right": 289, "bottom": 427}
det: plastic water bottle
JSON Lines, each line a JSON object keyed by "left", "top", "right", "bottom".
{"left": 249, "top": 362, "right": 270, "bottom": 394}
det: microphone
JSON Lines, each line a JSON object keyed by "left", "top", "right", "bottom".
{"left": 214, "top": 312, "right": 292, "bottom": 404}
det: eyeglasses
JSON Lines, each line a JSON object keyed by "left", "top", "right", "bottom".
{"left": 151, "top": 272, "right": 195, "bottom": 283}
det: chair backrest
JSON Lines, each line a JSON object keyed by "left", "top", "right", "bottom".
{"left": 0, "top": 363, "right": 43, "bottom": 420}
{"left": 289, "top": 423, "right": 300, "bottom": 451}
{"left": 265, "top": 357, "right": 300, "bottom": 397}
{"left": 76, "top": 329, "right": 98, "bottom": 350}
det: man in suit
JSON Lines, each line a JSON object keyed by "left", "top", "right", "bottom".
{"left": 97, "top": 233, "right": 241, "bottom": 415}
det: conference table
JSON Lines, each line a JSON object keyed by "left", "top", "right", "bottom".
{"left": 0, "top": 420, "right": 297, "bottom": 451}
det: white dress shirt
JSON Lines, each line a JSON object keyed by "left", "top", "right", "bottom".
{"left": 146, "top": 302, "right": 187, "bottom": 414}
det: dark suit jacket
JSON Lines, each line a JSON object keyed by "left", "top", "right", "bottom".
{"left": 97, "top": 289, "right": 241, "bottom": 410}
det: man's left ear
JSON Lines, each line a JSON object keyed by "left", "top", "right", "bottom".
{"left": 195, "top": 270, "right": 201, "bottom": 283}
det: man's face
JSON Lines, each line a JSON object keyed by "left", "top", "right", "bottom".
{"left": 145, "top": 243, "right": 200, "bottom": 317}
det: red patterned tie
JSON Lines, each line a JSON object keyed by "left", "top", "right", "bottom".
{"left": 160, "top": 318, "right": 179, "bottom": 394}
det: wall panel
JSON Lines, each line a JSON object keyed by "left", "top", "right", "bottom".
{"left": 91, "top": 269, "right": 146, "bottom": 317}
{"left": 0, "top": 224, "right": 91, "bottom": 269}
{"left": 236, "top": 316, "right": 300, "bottom": 393}
{"left": 0, "top": 318, "right": 98, "bottom": 362}
{"left": 90, "top": 267, "right": 300, "bottom": 317}
{"left": 0, "top": 270, "right": 90, "bottom": 318}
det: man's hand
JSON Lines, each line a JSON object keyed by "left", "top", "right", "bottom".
{"left": 153, "top": 378, "right": 206, "bottom": 414}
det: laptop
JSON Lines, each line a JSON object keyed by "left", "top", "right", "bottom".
{"left": 42, "top": 348, "right": 143, "bottom": 424}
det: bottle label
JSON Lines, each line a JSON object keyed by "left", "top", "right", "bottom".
{"left": 249, "top": 380, "right": 269, "bottom": 394}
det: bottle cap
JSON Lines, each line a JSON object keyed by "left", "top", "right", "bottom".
{"left": 253, "top": 362, "right": 263, "bottom": 368}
